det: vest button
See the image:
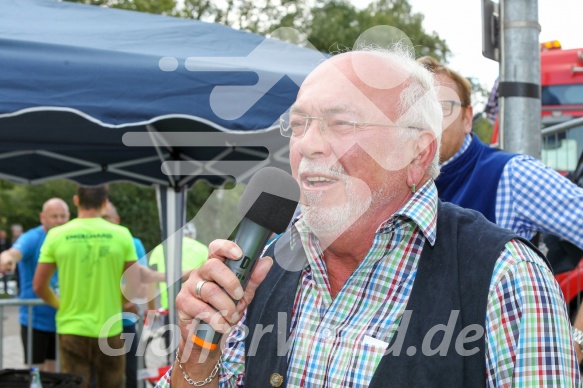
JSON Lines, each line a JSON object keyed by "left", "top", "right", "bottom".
{"left": 270, "top": 373, "right": 284, "bottom": 387}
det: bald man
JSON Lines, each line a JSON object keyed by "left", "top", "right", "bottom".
{"left": 161, "top": 47, "right": 579, "bottom": 387}
{"left": 0, "top": 198, "right": 69, "bottom": 372}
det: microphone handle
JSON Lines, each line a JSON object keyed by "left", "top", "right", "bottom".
{"left": 192, "top": 218, "right": 272, "bottom": 349}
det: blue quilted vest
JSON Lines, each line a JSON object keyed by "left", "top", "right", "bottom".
{"left": 435, "top": 135, "right": 516, "bottom": 223}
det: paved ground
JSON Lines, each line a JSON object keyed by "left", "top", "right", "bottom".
{"left": 0, "top": 303, "right": 151, "bottom": 387}
{"left": 1, "top": 305, "right": 25, "bottom": 369}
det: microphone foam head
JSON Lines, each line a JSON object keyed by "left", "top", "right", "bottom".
{"left": 238, "top": 167, "right": 300, "bottom": 234}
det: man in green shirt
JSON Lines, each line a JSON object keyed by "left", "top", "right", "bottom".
{"left": 148, "top": 222, "right": 207, "bottom": 312}
{"left": 148, "top": 222, "right": 207, "bottom": 351}
{"left": 34, "top": 185, "right": 140, "bottom": 388}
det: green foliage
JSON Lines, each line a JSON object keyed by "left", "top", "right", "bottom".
{"left": 175, "top": 0, "right": 451, "bottom": 61}
{"left": 302, "top": 1, "right": 361, "bottom": 53}
{"left": 0, "top": 181, "right": 77, "bottom": 238}
{"left": 0, "top": 180, "right": 149, "bottom": 244}
{"left": 185, "top": 181, "right": 244, "bottom": 245}
{"left": 107, "top": 182, "right": 158, "bottom": 251}
{"left": 354, "top": 0, "right": 449, "bottom": 60}
{"left": 107, "top": 181, "right": 234, "bottom": 252}
{"left": 0, "top": 180, "right": 230, "bottom": 252}
{"left": 66, "top": 0, "right": 451, "bottom": 62}
{"left": 468, "top": 77, "right": 491, "bottom": 110}
{"left": 65, "top": 0, "right": 176, "bottom": 15}
{"left": 473, "top": 115, "right": 494, "bottom": 145}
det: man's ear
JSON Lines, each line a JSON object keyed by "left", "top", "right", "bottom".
{"left": 463, "top": 105, "right": 474, "bottom": 134}
{"left": 408, "top": 131, "right": 437, "bottom": 185}
{"left": 73, "top": 195, "right": 79, "bottom": 207}
{"left": 415, "top": 131, "right": 437, "bottom": 169}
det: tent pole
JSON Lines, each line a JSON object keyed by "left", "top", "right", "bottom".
{"left": 155, "top": 185, "right": 187, "bottom": 352}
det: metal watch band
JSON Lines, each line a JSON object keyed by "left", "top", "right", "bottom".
{"left": 572, "top": 326, "right": 583, "bottom": 347}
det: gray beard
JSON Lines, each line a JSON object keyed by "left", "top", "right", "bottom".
{"left": 301, "top": 175, "right": 381, "bottom": 240}
{"left": 301, "top": 193, "right": 365, "bottom": 237}
{"left": 298, "top": 159, "right": 398, "bottom": 241}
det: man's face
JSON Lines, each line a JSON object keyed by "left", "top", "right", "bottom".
{"left": 288, "top": 53, "right": 415, "bottom": 237}
{"left": 40, "top": 202, "right": 70, "bottom": 231}
{"left": 11, "top": 226, "right": 22, "bottom": 237}
{"left": 435, "top": 72, "right": 473, "bottom": 162}
{"left": 101, "top": 203, "right": 120, "bottom": 225}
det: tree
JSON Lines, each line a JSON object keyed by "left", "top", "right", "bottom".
{"left": 473, "top": 115, "right": 494, "bottom": 145}
{"left": 176, "top": 0, "right": 450, "bottom": 61}
{"left": 0, "top": 181, "right": 77, "bottom": 240}
{"left": 107, "top": 182, "right": 158, "bottom": 251}
{"left": 185, "top": 180, "right": 244, "bottom": 245}
{"left": 301, "top": 0, "right": 449, "bottom": 60}
{"left": 468, "top": 76, "right": 491, "bottom": 112}
{"left": 65, "top": 0, "right": 176, "bottom": 15}
{"left": 102, "top": 181, "right": 231, "bottom": 251}
{"left": 175, "top": 0, "right": 311, "bottom": 34}
{"left": 0, "top": 179, "right": 228, "bottom": 252}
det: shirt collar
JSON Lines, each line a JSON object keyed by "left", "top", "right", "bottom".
{"left": 381, "top": 180, "right": 437, "bottom": 246}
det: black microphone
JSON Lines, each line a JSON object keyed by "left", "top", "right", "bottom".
{"left": 192, "top": 167, "right": 300, "bottom": 350}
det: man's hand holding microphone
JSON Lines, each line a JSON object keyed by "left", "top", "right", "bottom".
{"left": 171, "top": 167, "right": 300, "bottom": 387}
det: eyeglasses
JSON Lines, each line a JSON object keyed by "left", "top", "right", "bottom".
{"left": 439, "top": 100, "right": 465, "bottom": 117}
{"left": 279, "top": 112, "right": 423, "bottom": 138}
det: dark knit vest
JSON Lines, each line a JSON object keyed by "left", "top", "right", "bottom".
{"left": 435, "top": 135, "right": 516, "bottom": 223}
{"left": 244, "top": 202, "right": 542, "bottom": 387}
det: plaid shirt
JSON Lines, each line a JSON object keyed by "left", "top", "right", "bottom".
{"left": 443, "top": 133, "right": 583, "bottom": 247}
{"left": 156, "top": 182, "right": 580, "bottom": 387}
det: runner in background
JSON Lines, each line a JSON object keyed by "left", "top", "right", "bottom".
{"left": 148, "top": 223, "right": 207, "bottom": 349}
{"left": 0, "top": 198, "right": 69, "bottom": 372}
{"left": 34, "top": 185, "right": 140, "bottom": 388}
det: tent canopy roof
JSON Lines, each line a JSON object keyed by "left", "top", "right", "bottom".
{"left": 0, "top": 0, "right": 323, "bottom": 187}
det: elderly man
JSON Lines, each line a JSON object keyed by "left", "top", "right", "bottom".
{"left": 156, "top": 47, "right": 580, "bottom": 387}
{"left": 0, "top": 198, "right": 69, "bottom": 372}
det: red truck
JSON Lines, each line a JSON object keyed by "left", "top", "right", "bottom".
{"left": 488, "top": 41, "right": 583, "bottom": 318}
{"left": 490, "top": 41, "right": 583, "bottom": 168}
{"left": 540, "top": 41, "right": 583, "bottom": 174}
{"left": 538, "top": 41, "right": 583, "bottom": 318}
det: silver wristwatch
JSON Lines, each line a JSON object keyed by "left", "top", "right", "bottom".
{"left": 572, "top": 326, "right": 583, "bottom": 347}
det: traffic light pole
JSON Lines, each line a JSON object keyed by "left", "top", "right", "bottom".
{"left": 498, "top": 0, "right": 541, "bottom": 157}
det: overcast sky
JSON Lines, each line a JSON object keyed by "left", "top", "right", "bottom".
{"left": 351, "top": 0, "right": 583, "bottom": 91}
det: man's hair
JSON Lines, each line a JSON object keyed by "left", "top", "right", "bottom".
{"left": 357, "top": 45, "right": 443, "bottom": 179}
{"left": 417, "top": 55, "right": 472, "bottom": 108}
{"left": 77, "top": 185, "right": 108, "bottom": 210}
